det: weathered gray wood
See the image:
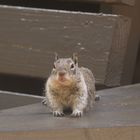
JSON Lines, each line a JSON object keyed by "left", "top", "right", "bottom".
{"left": 97, "top": 0, "right": 135, "bottom": 5}
{"left": 0, "top": 5, "right": 130, "bottom": 86}
{"left": 105, "top": 16, "right": 131, "bottom": 86}
{"left": 0, "top": 84, "right": 140, "bottom": 130}
{"left": 0, "top": 0, "right": 135, "bottom": 6}
{"left": 0, "top": 91, "right": 43, "bottom": 110}
{"left": 111, "top": 0, "right": 140, "bottom": 85}
{"left": 0, "top": 84, "right": 140, "bottom": 139}
{"left": 56, "top": 0, "right": 135, "bottom": 6}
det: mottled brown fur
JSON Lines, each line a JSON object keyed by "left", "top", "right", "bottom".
{"left": 49, "top": 79, "right": 79, "bottom": 107}
{"left": 44, "top": 54, "right": 97, "bottom": 117}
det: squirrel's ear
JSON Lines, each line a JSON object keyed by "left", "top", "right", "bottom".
{"left": 54, "top": 52, "right": 59, "bottom": 61}
{"left": 72, "top": 53, "right": 78, "bottom": 65}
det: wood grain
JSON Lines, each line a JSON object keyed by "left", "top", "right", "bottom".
{"left": 0, "top": 6, "right": 130, "bottom": 86}
{"left": 0, "top": 84, "right": 140, "bottom": 139}
{"left": 52, "top": 0, "right": 135, "bottom": 6}
{"left": 0, "top": 0, "right": 135, "bottom": 6}
{"left": 0, "top": 90, "right": 43, "bottom": 110}
{"left": 0, "top": 127, "right": 139, "bottom": 140}
{"left": 105, "top": 16, "right": 131, "bottom": 86}
{"left": 111, "top": 0, "right": 140, "bottom": 85}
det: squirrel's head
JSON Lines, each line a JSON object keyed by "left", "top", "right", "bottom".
{"left": 51, "top": 53, "right": 78, "bottom": 82}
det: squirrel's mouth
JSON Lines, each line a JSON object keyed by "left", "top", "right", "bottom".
{"left": 57, "top": 72, "right": 68, "bottom": 82}
{"left": 53, "top": 76, "right": 74, "bottom": 87}
{"left": 58, "top": 76, "right": 67, "bottom": 82}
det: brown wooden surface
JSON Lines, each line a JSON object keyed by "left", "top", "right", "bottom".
{"left": 0, "top": 84, "right": 140, "bottom": 139}
{"left": 0, "top": 91, "right": 43, "bottom": 110}
{"left": 0, "top": 84, "right": 140, "bottom": 132}
{"left": 111, "top": 0, "right": 140, "bottom": 84}
{"left": 105, "top": 16, "right": 131, "bottom": 86}
{"left": 0, "top": 127, "right": 139, "bottom": 140}
{"left": 0, "top": 0, "right": 135, "bottom": 6}
{"left": 0, "top": 5, "right": 130, "bottom": 86}
{"left": 56, "top": 0, "right": 135, "bottom": 6}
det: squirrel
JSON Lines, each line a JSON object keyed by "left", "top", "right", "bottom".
{"left": 43, "top": 53, "right": 100, "bottom": 117}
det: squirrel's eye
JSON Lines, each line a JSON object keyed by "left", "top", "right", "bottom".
{"left": 70, "top": 64, "right": 74, "bottom": 69}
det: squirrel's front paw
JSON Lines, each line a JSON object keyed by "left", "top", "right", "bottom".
{"left": 53, "top": 111, "right": 65, "bottom": 117}
{"left": 71, "top": 110, "right": 83, "bottom": 117}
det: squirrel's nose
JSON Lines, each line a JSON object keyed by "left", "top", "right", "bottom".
{"left": 59, "top": 72, "right": 66, "bottom": 77}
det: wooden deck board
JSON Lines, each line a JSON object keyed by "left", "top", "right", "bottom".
{"left": 0, "top": 84, "right": 140, "bottom": 132}
{"left": 0, "top": 5, "right": 131, "bottom": 86}
{"left": 0, "top": 0, "right": 135, "bottom": 6}
{"left": 57, "top": 0, "right": 135, "bottom": 6}
{"left": 0, "top": 91, "right": 43, "bottom": 110}
{"left": 0, "top": 127, "right": 139, "bottom": 140}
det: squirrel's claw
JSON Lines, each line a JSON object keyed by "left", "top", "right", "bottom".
{"left": 71, "top": 110, "right": 83, "bottom": 117}
{"left": 53, "top": 111, "right": 65, "bottom": 117}
{"left": 42, "top": 98, "right": 48, "bottom": 106}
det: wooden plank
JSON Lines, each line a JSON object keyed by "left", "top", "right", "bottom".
{"left": 111, "top": 0, "right": 140, "bottom": 85}
{"left": 0, "top": 90, "right": 43, "bottom": 110}
{"left": 0, "top": 84, "right": 140, "bottom": 140}
{"left": 56, "top": 0, "right": 135, "bottom": 6}
{"left": 95, "top": 0, "right": 135, "bottom": 5}
{"left": 105, "top": 16, "right": 131, "bottom": 86}
{"left": 0, "top": 84, "right": 140, "bottom": 132}
{"left": 0, "top": 0, "right": 135, "bottom": 7}
{"left": 0, "top": 127, "right": 139, "bottom": 140}
{"left": 0, "top": 5, "right": 130, "bottom": 86}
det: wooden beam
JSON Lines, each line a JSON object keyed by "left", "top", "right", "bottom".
{"left": 53, "top": 0, "right": 135, "bottom": 6}
{"left": 0, "top": 5, "right": 130, "bottom": 86}
{"left": 0, "top": 84, "right": 140, "bottom": 139}
{"left": 0, "top": 0, "right": 135, "bottom": 6}
{"left": 0, "top": 90, "right": 43, "bottom": 110}
{"left": 111, "top": 0, "right": 140, "bottom": 85}
{"left": 0, "top": 127, "right": 139, "bottom": 140}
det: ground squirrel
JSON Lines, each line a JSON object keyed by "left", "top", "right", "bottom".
{"left": 43, "top": 53, "right": 99, "bottom": 117}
